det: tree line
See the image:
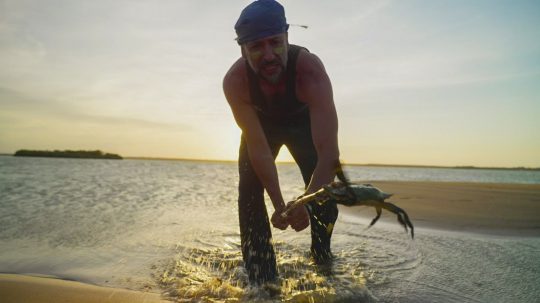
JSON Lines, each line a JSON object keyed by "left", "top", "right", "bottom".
{"left": 14, "top": 149, "right": 122, "bottom": 159}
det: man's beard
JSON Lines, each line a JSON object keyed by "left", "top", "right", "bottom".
{"left": 257, "top": 60, "right": 285, "bottom": 84}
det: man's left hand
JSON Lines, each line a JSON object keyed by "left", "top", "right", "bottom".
{"left": 285, "top": 201, "right": 310, "bottom": 232}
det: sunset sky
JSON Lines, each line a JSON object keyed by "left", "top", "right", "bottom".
{"left": 1, "top": 0, "right": 539, "bottom": 167}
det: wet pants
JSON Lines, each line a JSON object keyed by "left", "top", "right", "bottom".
{"left": 237, "top": 120, "right": 339, "bottom": 284}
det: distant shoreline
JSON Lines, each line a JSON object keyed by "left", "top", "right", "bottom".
{"left": 346, "top": 163, "right": 540, "bottom": 171}
{"left": 123, "top": 156, "right": 540, "bottom": 171}
{"left": 12, "top": 150, "right": 122, "bottom": 160}
{"left": 1, "top": 153, "right": 538, "bottom": 170}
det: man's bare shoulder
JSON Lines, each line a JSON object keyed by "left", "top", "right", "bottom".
{"left": 295, "top": 50, "right": 332, "bottom": 105}
{"left": 223, "top": 58, "right": 250, "bottom": 105}
{"left": 296, "top": 50, "right": 327, "bottom": 78}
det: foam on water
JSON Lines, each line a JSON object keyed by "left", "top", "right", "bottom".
{"left": 1, "top": 157, "right": 539, "bottom": 302}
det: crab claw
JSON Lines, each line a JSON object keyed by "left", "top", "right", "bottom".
{"left": 368, "top": 206, "right": 382, "bottom": 228}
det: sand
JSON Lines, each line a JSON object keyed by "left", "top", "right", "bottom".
{"left": 339, "top": 181, "right": 540, "bottom": 236}
{"left": 2, "top": 181, "right": 539, "bottom": 302}
{"left": 0, "top": 274, "right": 169, "bottom": 303}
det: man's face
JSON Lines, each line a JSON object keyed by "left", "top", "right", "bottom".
{"left": 242, "top": 33, "right": 288, "bottom": 84}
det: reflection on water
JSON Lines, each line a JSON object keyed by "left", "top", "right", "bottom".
{"left": 1, "top": 157, "right": 539, "bottom": 302}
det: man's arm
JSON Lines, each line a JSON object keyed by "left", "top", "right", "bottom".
{"left": 222, "top": 62, "right": 289, "bottom": 229}
{"left": 297, "top": 52, "right": 340, "bottom": 194}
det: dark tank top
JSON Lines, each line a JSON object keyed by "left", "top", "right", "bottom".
{"left": 246, "top": 44, "right": 310, "bottom": 126}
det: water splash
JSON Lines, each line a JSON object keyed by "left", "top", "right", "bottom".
{"left": 154, "top": 239, "right": 376, "bottom": 303}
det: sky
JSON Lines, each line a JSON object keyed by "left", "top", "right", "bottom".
{"left": 1, "top": 0, "right": 539, "bottom": 167}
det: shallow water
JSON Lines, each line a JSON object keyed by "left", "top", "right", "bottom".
{"left": 0, "top": 157, "right": 539, "bottom": 302}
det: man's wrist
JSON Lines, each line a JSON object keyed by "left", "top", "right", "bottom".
{"left": 268, "top": 192, "right": 285, "bottom": 210}
{"left": 273, "top": 201, "right": 286, "bottom": 210}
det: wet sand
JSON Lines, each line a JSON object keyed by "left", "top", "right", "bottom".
{"left": 2, "top": 181, "right": 539, "bottom": 302}
{"left": 0, "top": 274, "right": 169, "bottom": 303}
{"left": 340, "top": 181, "right": 540, "bottom": 236}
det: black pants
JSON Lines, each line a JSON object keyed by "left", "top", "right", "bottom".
{"left": 237, "top": 118, "right": 339, "bottom": 284}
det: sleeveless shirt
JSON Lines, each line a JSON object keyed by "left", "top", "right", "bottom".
{"left": 246, "top": 44, "right": 310, "bottom": 126}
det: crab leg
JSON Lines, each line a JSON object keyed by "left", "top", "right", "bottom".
{"left": 282, "top": 189, "right": 414, "bottom": 238}
{"left": 345, "top": 199, "right": 414, "bottom": 238}
{"left": 379, "top": 201, "right": 414, "bottom": 238}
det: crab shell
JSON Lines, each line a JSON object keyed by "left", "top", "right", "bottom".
{"left": 323, "top": 182, "right": 393, "bottom": 206}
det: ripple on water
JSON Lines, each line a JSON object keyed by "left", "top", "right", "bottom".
{"left": 2, "top": 158, "right": 539, "bottom": 302}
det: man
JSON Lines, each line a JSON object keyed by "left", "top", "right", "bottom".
{"left": 223, "top": 0, "right": 340, "bottom": 284}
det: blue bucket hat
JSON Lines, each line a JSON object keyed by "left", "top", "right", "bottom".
{"left": 235, "top": 0, "right": 289, "bottom": 45}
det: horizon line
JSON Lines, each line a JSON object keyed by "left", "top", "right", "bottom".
{"left": 122, "top": 156, "right": 540, "bottom": 171}
{"left": 1, "top": 153, "right": 538, "bottom": 170}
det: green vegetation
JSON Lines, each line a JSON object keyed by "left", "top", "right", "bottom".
{"left": 14, "top": 149, "right": 122, "bottom": 160}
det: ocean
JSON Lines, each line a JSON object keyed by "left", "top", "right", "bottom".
{"left": 0, "top": 156, "right": 539, "bottom": 302}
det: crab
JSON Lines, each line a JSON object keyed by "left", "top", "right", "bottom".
{"left": 282, "top": 162, "right": 414, "bottom": 238}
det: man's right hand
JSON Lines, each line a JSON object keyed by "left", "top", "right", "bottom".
{"left": 271, "top": 206, "right": 289, "bottom": 230}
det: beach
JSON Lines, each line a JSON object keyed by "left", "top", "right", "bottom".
{"left": 0, "top": 274, "right": 167, "bottom": 303}
{"left": 341, "top": 181, "right": 540, "bottom": 237}
{"left": 1, "top": 158, "right": 539, "bottom": 302}
{"left": 2, "top": 180, "right": 539, "bottom": 302}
